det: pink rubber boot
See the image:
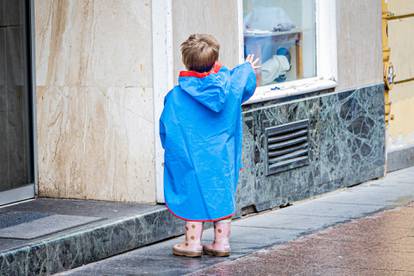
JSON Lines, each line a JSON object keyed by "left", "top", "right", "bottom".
{"left": 203, "top": 219, "right": 231, "bottom": 257}
{"left": 172, "top": 221, "right": 203, "bottom": 257}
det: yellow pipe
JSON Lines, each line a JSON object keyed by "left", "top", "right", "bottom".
{"left": 395, "top": 77, "right": 414, "bottom": 85}
{"left": 386, "top": 13, "right": 414, "bottom": 20}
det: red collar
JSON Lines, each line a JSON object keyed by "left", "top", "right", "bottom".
{"left": 179, "top": 63, "right": 222, "bottom": 78}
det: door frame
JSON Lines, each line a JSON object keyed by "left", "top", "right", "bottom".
{"left": 0, "top": 0, "right": 36, "bottom": 206}
{"left": 152, "top": 0, "right": 174, "bottom": 203}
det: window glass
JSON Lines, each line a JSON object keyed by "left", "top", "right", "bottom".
{"left": 243, "top": 0, "right": 317, "bottom": 86}
{"left": 0, "top": 0, "right": 34, "bottom": 192}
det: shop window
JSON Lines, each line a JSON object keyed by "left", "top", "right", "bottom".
{"left": 243, "top": 0, "right": 317, "bottom": 87}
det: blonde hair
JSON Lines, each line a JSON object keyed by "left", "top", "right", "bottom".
{"left": 180, "top": 34, "right": 220, "bottom": 72}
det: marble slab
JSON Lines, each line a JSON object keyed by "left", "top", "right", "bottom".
{"left": 0, "top": 200, "right": 184, "bottom": 275}
{"left": 236, "top": 84, "right": 386, "bottom": 215}
{"left": 36, "top": 85, "right": 156, "bottom": 202}
{"left": 34, "top": 0, "right": 156, "bottom": 203}
{"left": 387, "top": 146, "right": 414, "bottom": 173}
{"left": 35, "top": 0, "right": 153, "bottom": 87}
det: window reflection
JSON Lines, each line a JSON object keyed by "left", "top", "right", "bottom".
{"left": 0, "top": 0, "right": 34, "bottom": 191}
{"left": 243, "top": 0, "right": 317, "bottom": 86}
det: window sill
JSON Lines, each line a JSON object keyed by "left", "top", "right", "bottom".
{"left": 243, "top": 77, "right": 337, "bottom": 105}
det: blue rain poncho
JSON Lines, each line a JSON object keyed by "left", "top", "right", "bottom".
{"left": 160, "top": 62, "right": 256, "bottom": 221}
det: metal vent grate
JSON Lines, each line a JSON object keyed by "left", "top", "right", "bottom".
{"left": 265, "top": 120, "right": 310, "bottom": 175}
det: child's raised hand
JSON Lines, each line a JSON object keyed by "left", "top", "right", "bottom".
{"left": 245, "top": 54, "right": 260, "bottom": 70}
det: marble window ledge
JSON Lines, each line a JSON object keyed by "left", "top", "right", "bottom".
{"left": 243, "top": 77, "right": 337, "bottom": 105}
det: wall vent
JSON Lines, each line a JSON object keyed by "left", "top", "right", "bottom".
{"left": 265, "top": 120, "right": 310, "bottom": 175}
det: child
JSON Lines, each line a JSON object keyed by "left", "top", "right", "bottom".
{"left": 159, "top": 34, "right": 258, "bottom": 257}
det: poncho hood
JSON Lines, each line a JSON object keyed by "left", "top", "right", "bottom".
{"left": 178, "top": 63, "right": 230, "bottom": 112}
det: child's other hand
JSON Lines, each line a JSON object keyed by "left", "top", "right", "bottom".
{"left": 246, "top": 54, "right": 260, "bottom": 70}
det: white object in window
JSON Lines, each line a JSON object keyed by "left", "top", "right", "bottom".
{"left": 239, "top": 0, "right": 338, "bottom": 103}
{"left": 244, "top": 6, "right": 295, "bottom": 32}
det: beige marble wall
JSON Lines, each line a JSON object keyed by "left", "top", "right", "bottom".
{"left": 172, "top": 0, "right": 240, "bottom": 77}
{"left": 335, "top": 0, "right": 383, "bottom": 91}
{"left": 35, "top": 0, "right": 156, "bottom": 202}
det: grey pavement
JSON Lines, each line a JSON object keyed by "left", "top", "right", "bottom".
{"left": 58, "top": 166, "right": 414, "bottom": 276}
{"left": 193, "top": 203, "right": 414, "bottom": 275}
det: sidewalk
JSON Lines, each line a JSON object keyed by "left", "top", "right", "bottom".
{"left": 193, "top": 203, "right": 414, "bottom": 275}
{"left": 59, "top": 166, "right": 414, "bottom": 276}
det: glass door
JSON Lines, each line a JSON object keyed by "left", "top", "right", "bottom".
{"left": 0, "top": 0, "right": 35, "bottom": 205}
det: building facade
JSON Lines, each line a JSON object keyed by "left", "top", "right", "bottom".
{"left": 383, "top": 0, "right": 414, "bottom": 170}
{"left": 1, "top": 0, "right": 404, "bottom": 210}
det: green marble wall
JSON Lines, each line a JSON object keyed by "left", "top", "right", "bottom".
{"left": 237, "top": 84, "right": 386, "bottom": 214}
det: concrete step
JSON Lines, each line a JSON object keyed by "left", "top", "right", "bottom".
{"left": 0, "top": 199, "right": 184, "bottom": 275}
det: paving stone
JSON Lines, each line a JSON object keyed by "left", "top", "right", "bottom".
{"left": 313, "top": 217, "right": 410, "bottom": 244}
{"left": 130, "top": 232, "right": 260, "bottom": 258}
{"left": 229, "top": 226, "right": 301, "bottom": 246}
{"left": 317, "top": 182, "right": 414, "bottom": 207}
{"left": 371, "top": 236, "right": 414, "bottom": 254}
{"left": 273, "top": 200, "right": 387, "bottom": 219}
{"left": 233, "top": 212, "right": 346, "bottom": 232}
